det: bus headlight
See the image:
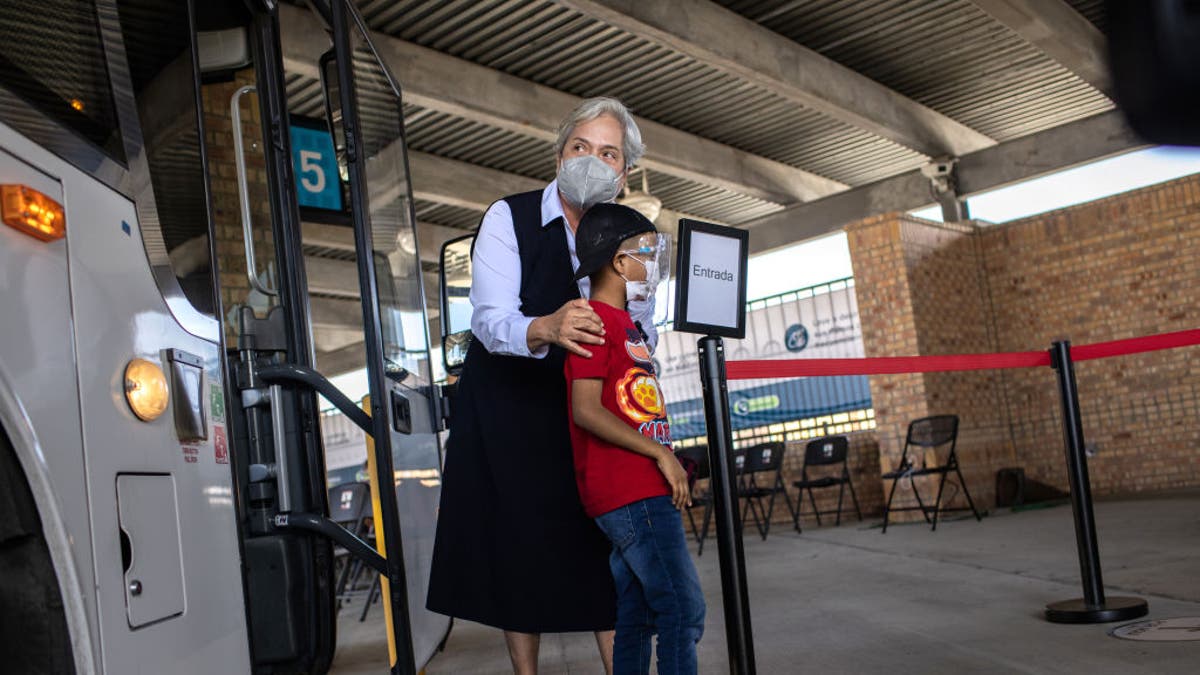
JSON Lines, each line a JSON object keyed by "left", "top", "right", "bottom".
{"left": 125, "top": 358, "right": 170, "bottom": 422}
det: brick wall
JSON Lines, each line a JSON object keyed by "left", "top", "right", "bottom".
{"left": 846, "top": 214, "right": 1011, "bottom": 518}
{"left": 981, "top": 175, "right": 1200, "bottom": 495}
{"left": 201, "top": 70, "right": 277, "bottom": 345}
{"left": 844, "top": 173, "right": 1200, "bottom": 517}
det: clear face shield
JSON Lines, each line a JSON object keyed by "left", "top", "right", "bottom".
{"left": 617, "top": 232, "right": 671, "bottom": 306}
{"left": 618, "top": 232, "right": 672, "bottom": 286}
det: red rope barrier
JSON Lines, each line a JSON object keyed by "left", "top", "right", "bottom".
{"left": 726, "top": 352, "right": 1048, "bottom": 379}
{"left": 1073, "top": 328, "right": 1200, "bottom": 361}
{"left": 725, "top": 328, "right": 1200, "bottom": 380}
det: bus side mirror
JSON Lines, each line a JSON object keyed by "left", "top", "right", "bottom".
{"left": 439, "top": 234, "right": 475, "bottom": 374}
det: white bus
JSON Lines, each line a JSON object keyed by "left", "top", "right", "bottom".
{"left": 0, "top": 1, "right": 448, "bottom": 673}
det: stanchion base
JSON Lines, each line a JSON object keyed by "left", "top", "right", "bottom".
{"left": 1045, "top": 596, "right": 1148, "bottom": 624}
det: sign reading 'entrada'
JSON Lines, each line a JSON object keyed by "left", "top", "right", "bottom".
{"left": 674, "top": 219, "right": 749, "bottom": 339}
{"left": 692, "top": 265, "right": 736, "bottom": 281}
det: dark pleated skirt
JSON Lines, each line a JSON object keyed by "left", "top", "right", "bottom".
{"left": 427, "top": 340, "right": 616, "bottom": 633}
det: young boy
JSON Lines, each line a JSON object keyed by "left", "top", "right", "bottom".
{"left": 565, "top": 203, "right": 705, "bottom": 675}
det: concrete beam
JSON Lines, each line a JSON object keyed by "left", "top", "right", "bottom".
{"left": 552, "top": 0, "right": 995, "bottom": 157}
{"left": 315, "top": 334, "right": 437, "bottom": 378}
{"left": 319, "top": 145, "right": 750, "bottom": 268}
{"left": 137, "top": 53, "right": 198, "bottom": 153}
{"left": 305, "top": 257, "right": 362, "bottom": 298}
{"left": 305, "top": 255, "right": 438, "bottom": 306}
{"left": 278, "top": 2, "right": 844, "bottom": 204}
{"left": 952, "top": 111, "right": 1139, "bottom": 195}
{"left": 408, "top": 151, "right": 542, "bottom": 211}
{"left": 417, "top": 221, "right": 474, "bottom": 264}
{"left": 312, "top": 325, "right": 368, "bottom": 355}
{"left": 310, "top": 296, "right": 363, "bottom": 330}
{"left": 303, "top": 220, "right": 471, "bottom": 266}
{"left": 315, "top": 312, "right": 446, "bottom": 377}
{"left": 302, "top": 221, "right": 355, "bottom": 252}
{"left": 968, "top": 0, "right": 1111, "bottom": 96}
{"left": 315, "top": 341, "right": 366, "bottom": 377}
{"left": 311, "top": 295, "right": 439, "bottom": 331}
{"left": 742, "top": 110, "right": 1144, "bottom": 254}
{"left": 358, "top": 140, "right": 541, "bottom": 214}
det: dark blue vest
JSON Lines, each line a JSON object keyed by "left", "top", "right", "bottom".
{"left": 427, "top": 189, "right": 615, "bottom": 632}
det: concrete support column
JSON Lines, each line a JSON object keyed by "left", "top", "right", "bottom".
{"left": 846, "top": 213, "right": 1017, "bottom": 518}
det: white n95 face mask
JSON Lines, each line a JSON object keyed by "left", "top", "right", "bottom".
{"left": 557, "top": 155, "right": 623, "bottom": 210}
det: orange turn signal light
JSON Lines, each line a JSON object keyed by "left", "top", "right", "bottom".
{"left": 1, "top": 184, "right": 65, "bottom": 241}
{"left": 124, "top": 358, "right": 170, "bottom": 422}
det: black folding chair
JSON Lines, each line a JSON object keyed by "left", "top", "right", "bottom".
{"left": 736, "top": 441, "right": 795, "bottom": 541}
{"left": 678, "top": 445, "right": 753, "bottom": 555}
{"left": 881, "top": 415, "right": 982, "bottom": 533}
{"left": 328, "top": 481, "right": 375, "bottom": 610}
{"left": 676, "top": 445, "right": 714, "bottom": 555}
{"left": 791, "top": 435, "right": 861, "bottom": 532}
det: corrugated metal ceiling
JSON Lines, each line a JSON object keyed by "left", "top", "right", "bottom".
{"left": 358, "top": 0, "right": 927, "bottom": 188}
{"left": 714, "top": 0, "right": 1112, "bottom": 141}
{"left": 414, "top": 200, "right": 488, "bottom": 230}
{"left": 284, "top": 0, "right": 1117, "bottom": 236}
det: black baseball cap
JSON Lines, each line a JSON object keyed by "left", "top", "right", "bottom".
{"left": 572, "top": 203, "right": 656, "bottom": 282}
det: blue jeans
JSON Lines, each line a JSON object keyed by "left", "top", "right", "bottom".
{"left": 594, "top": 496, "right": 706, "bottom": 675}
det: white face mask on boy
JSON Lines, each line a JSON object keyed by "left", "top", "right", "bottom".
{"left": 620, "top": 258, "right": 658, "bottom": 302}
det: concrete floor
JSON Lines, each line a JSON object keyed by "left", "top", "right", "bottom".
{"left": 332, "top": 490, "right": 1200, "bottom": 674}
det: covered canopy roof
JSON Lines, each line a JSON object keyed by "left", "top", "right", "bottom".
{"left": 274, "top": 0, "right": 1143, "bottom": 369}
{"left": 284, "top": 0, "right": 1138, "bottom": 256}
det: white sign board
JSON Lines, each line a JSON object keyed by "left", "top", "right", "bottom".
{"left": 673, "top": 219, "right": 749, "bottom": 338}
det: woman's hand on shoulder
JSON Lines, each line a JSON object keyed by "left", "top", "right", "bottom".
{"left": 529, "top": 299, "right": 606, "bottom": 357}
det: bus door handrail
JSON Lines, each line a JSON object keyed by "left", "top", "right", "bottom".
{"left": 230, "top": 85, "right": 278, "bottom": 297}
{"left": 274, "top": 513, "right": 387, "bottom": 574}
{"left": 256, "top": 363, "right": 373, "bottom": 435}
{"left": 248, "top": 363, "right": 372, "bottom": 516}
{"left": 250, "top": 365, "right": 388, "bottom": 577}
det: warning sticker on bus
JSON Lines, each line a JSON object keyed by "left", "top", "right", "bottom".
{"left": 210, "top": 383, "right": 226, "bottom": 424}
{"left": 214, "top": 425, "right": 229, "bottom": 464}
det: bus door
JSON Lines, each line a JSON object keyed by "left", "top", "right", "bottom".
{"left": 207, "top": 1, "right": 448, "bottom": 673}
{"left": 167, "top": 3, "right": 348, "bottom": 673}
{"left": 317, "top": 1, "right": 450, "bottom": 670}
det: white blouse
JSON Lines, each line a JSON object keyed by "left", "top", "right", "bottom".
{"left": 469, "top": 180, "right": 658, "bottom": 358}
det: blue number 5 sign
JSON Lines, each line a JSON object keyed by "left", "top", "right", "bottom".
{"left": 289, "top": 125, "right": 343, "bottom": 211}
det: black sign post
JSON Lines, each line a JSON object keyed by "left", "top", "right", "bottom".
{"left": 698, "top": 335, "right": 756, "bottom": 675}
{"left": 674, "top": 219, "right": 754, "bottom": 674}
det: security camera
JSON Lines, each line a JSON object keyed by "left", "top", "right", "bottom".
{"left": 920, "top": 158, "right": 956, "bottom": 179}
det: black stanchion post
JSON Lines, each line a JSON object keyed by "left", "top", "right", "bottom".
{"left": 1045, "top": 340, "right": 1148, "bottom": 623}
{"left": 698, "top": 336, "right": 756, "bottom": 675}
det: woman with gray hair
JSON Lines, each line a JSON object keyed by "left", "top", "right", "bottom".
{"left": 427, "top": 97, "right": 656, "bottom": 674}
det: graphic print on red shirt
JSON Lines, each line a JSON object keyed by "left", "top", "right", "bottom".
{"left": 565, "top": 301, "right": 673, "bottom": 518}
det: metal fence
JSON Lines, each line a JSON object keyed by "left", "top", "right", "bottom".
{"left": 656, "top": 277, "right": 875, "bottom": 447}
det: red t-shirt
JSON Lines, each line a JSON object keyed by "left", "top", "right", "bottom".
{"left": 565, "top": 300, "right": 672, "bottom": 518}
